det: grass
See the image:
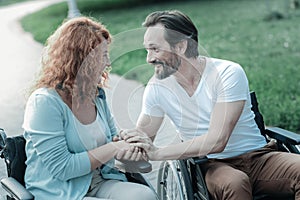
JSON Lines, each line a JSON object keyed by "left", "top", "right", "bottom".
{"left": 0, "top": 0, "right": 28, "bottom": 6}
{"left": 21, "top": 0, "right": 300, "bottom": 132}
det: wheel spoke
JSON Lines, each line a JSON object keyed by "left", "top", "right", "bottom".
{"left": 158, "top": 160, "right": 194, "bottom": 200}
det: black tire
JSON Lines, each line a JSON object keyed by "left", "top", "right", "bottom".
{"left": 187, "top": 161, "right": 210, "bottom": 200}
{"left": 157, "top": 160, "right": 194, "bottom": 200}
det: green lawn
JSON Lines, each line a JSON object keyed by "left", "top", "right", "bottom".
{"left": 21, "top": 0, "right": 300, "bottom": 132}
{"left": 0, "top": 0, "right": 30, "bottom": 6}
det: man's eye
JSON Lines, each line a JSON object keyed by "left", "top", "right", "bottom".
{"left": 151, "top": 47, "right": 159, "bottom": 52}
{"left": 145, "top": 47, "right": 159, "bottom": 53}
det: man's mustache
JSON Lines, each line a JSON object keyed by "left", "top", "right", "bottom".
{"left": 150, "top": 60, "right": 165, "bottom": 66}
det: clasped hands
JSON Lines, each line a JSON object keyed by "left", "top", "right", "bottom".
{"left": 113, "top": 129, "right": 158, "bottom": 162}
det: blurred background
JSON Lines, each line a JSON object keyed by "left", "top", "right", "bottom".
{"left": 0, "top": 0, "right": 299, "bottom": 199}
{"left": 14, "top": 0, "right": 300, "bottom": 132}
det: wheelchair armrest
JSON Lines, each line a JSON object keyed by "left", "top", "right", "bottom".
{"left": 125, "top": 171, "right": 149, "bottom": 186}
{"left": 117, "top": 160, "right": 152, "bottom": 173}
{"left": 1, "top": 177, "right": 33, "bottom": 200}
{"left": 265, "top": 127, "right": 300, "bottom": 145}
{"left": 189, "top": 156, "right": 208, "bottom": 165}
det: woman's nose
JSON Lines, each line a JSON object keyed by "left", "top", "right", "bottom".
{"left": 106, "top": 56, "right": 111, "bottom": 67}
{"left": 106, "top": 60, "right": 111, "bottom": 67}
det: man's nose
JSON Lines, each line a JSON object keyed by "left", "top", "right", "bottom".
{"left": 146, "top": 51, "right": 155, "bottom": 64}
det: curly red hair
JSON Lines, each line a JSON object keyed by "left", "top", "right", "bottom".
{"left": 34, "top": 17, "right": 111, "bottom": 103}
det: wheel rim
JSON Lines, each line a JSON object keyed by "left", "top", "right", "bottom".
{"left": 157, "top": 161, "right": 192, "bottom": 200}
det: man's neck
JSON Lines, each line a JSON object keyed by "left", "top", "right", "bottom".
{"left": 174, "top": 56, "right": 206, "bottom": 96}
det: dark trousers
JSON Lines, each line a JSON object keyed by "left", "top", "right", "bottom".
{"left": 203, "top": 141, "right": 300, "bottom": 200}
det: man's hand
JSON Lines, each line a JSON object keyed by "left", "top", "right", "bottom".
{"left": 113, "top": 131, "right": 147, "bottom": 161}
{"left": 113, "top": 131, "right": 152, "bottom": 173}
{"left": 121, "top": 129, "right": 159, "bottom": 161}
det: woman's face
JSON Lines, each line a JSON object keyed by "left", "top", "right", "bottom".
{"left": 92, "top": 39, "right": 111, "bottom": 83}
{"left": 98, "top": 39, "right": 111, "bottom": 73}
{"left": 75, "top": 38, "right": 111, "bottom": 90}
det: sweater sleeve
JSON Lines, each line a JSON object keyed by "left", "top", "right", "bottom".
{"left": 23, "top": 93, "right": 91, "bottom": 181}
{"left": 102, "top": 99, "right": 118, "bottom": 138}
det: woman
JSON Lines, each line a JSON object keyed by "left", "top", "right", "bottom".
{"left": 23, "top": 16, "right": 157, "bottom": 200}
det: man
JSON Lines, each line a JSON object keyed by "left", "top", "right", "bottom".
{"left": 122, "top": 10, "right": 300, "bottom": 199}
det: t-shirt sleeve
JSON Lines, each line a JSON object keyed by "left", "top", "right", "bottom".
{"left": 216, "top": 63, "right": 249, "bottom": 102}
{"left": 141, "top": 83, "right": 165, "bottom": 117}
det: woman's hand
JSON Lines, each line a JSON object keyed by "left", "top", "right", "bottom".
{"left": 112, "top": 134, "right": 142, "bottom": 161}
{"left": 120, "top": 129, "right": 159, "bottom": 161}
{"left": 114, "top": 139, "right": 145, "bottom": 161}
{"left": 112, "top": 134, "right": 121, "bottom": 142}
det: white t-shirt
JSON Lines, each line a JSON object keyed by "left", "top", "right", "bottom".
{"left": 74, "top": 112, "right": 107, "bottom": 150}
{"left": 141, "top": 57, "right": 267, "bottom": 159}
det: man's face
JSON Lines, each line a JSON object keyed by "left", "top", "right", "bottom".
{"left": 143, "top": 24, "right": 181, "bottom": 80}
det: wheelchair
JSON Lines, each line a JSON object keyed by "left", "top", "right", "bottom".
{"left": 0, "top": 128, "right": 155, "bottom": 200}
{"left": 157, "top": 92, "right": 300, "bottom": 200}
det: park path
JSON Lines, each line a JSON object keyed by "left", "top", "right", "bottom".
{"left": 0, "top": 0, "right": 178, "bottom": 198}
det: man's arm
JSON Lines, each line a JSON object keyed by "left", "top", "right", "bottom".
{"left": 128, "top": 100, "right": 245, "bottom": 161}
{"left": 114, "top": 114, "right": 164, "bottom": 161}
{"left": 136, "top": 113, "right": 164, "bottom": 141}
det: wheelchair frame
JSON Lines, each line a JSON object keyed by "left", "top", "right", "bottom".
{"left": 157, "top": 92, "right": 300, "bottom": 200}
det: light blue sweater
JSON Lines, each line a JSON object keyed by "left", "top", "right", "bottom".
{"left": 23, "top": 87, "right": 126, "bottom": 199}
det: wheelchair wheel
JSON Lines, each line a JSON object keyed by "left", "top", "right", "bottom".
{"left": 187, "top": 161, "right": 210, "bottom": 200}
{"left": 157, "top": 160, "right": 194, "bottom": 200}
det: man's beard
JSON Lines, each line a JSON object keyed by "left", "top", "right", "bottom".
{"left": 153, "top": 54, "right": 181, "bottom": 80}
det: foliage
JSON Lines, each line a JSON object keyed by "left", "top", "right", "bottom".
{"left": 20, "top": 0, "right": 300, "bottom": 132}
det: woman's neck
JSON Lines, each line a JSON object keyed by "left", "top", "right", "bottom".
{"left": 57, "top": 89, "right": 97, "bottom": 125}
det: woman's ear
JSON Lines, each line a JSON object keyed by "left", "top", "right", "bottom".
{"left": 175, "top": 39, "right": 188, "bottom": 56}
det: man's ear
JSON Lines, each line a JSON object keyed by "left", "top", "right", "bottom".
{"left": 175, "top": 40, "right": 188, "bottom": 56}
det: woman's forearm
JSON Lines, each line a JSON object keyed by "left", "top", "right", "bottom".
{"left": 88, "top": 142, "right": 121, "bottom": 170}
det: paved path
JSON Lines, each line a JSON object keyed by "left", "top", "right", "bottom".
{"left": 0, "top": 0, "right": 177, "bottom": 198}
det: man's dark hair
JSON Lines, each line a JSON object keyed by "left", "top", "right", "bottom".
{"left": 143, "top": 10, "right": 199, "bottom": 58}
